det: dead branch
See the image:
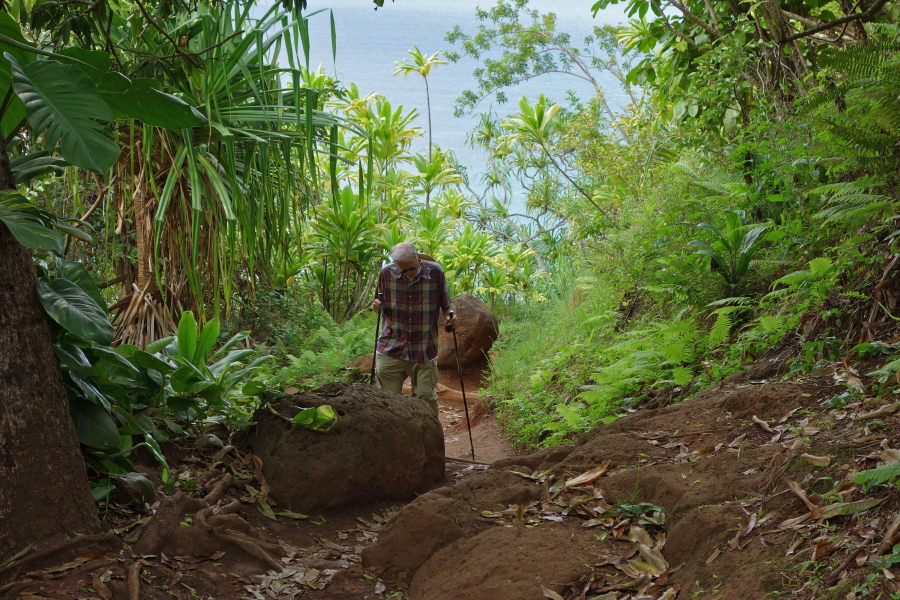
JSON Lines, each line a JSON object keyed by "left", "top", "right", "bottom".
{"left": 783, "top": 0, "right": 890, "bottom": 42}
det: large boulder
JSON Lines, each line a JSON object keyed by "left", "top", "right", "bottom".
{"left": 244, "top": 382, "right": 444, "bottom": 513}
{"left": 437, "top": 294, "right": 498, "bottom": 371}
{"left": 348, "top": 294, "right": 498, "bottom": 377}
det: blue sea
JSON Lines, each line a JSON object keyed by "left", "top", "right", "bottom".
{"left": 295, "top": 0, "right": 630, "bottom": 205}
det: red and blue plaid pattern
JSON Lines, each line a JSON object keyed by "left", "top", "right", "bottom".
{"left": 375, "top": 260, "right": 451, "bottom": 363}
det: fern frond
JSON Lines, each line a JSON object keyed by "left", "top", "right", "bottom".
{"left": 808, "top": 257, "right": 834, "bottom": 276}
{"left": 819, "top": 42, "right": 900, "bottom": 79}
{"left": 708, "top": 312, "right": 732, "bottom": 347}
{"left": 814, "top": 197, "right": 893, "bottom": 223}
{"left": 706, "top": 296, "right": 752, "bottom": 307}
{"left": 820, "top": 120, "right": 895, "bottom": 154}
{"left": 660, "top": 338, "right": 691, "bottom": 364}
{"left": 556, "top": 403, "right": 586, "bottom": 431}
{"left": 757, "top": 315, "right": 786, "bottom": 332}
{"left": 854, "top": 461, "right": 900, "bottom": 489}
{"left": 670, "top": 366, "right": 693, "bottom": 386}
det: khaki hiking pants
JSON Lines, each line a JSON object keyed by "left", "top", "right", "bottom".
{"left": 374, "top": 353, "right": 439, "bottom": 415}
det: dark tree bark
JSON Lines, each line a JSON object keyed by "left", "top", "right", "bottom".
{"left": 0, "top": 136, "right": 100, "bottom": 561}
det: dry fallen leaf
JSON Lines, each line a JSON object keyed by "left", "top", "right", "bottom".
{"left": 541, "top": 585, "right": 565, "bottom": 600}
{"left": 728, "top": 433, "right": 747, "bottom": 447}
{"left": 752, "top": 415, "right": 774, "bottom": 433}
{"left": 738, "top": 512, "right": 758, "bottom": 539}
{"left": 706, "top": 547, "right": 722, "bottom": 565}
{"left": 788, "top": 481, "right": 819, "bottom": 512}
{"left": 854, "top": 401, "right": 900, "bottom": 421}
{"left": 779, "top": 407, "right": 801, "bottom": 423}
{"left": 801, "top": 454, "right": 832, "bottom": 468}
{"left": 880, "top": 440, "right": 900, "bottom": 462}
{"left": 786, "top": 536, "right": 805, "bottom": 555}
{"left": 563, "top": 461, "right": 613, "bottom": 489}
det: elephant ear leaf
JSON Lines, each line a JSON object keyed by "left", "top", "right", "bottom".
{"left": 0, "top": 190, "right": 64, "bottom": 254}
{"left": 10, "top": 150, "right": 68, "bottom": 184}
{"left": 0, "top": 13, "right": 35, "bottom": 137}
{"left": 94, "top": 72, "right": 206, "bottom": 129}
{"left": 7, "top": 53, "right": 119, "bottom": 173}
{"left": 70, "top": 400, "right": 120, "bottom": 450}
{"left": 36, "top": 276, "right": 114, "bottom": 344}
{"left": 57, "top": 258, "right": 108, "bottom": 312}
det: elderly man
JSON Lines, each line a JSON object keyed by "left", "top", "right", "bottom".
{"left": 371, "top": 242, "right": 456, "bottom": 414}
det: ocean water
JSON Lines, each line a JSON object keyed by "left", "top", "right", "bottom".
{"left": 295, "top": 0, "right": 629, "bottom": 201}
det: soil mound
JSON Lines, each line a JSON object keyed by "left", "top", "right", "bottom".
{"left": 364, "top": 375, "right": 880, "bottom": 600}
{"left": 246, "top": 382, "right": 444, "bottom": 513}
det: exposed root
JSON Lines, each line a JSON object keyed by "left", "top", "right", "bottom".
{"left": 0, "top": 533, "right": 121, "bottom": 581}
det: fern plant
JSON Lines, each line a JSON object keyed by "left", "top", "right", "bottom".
{"left": 812, "top": 34, "right": 900, "bottom": 176}
{"left": 855, "top": 461, "right": 900, "bottom": 491}
{"left": 765, "top": 257, "right": 835, "bottom": 304}
{"left": 811, "top": 179, "right": 893, "bottom": 224}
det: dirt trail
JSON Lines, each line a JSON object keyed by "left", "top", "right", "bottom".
{"left": 7, "top": 366, "right": 900, "bottom": 600}
{"left": 436, "top": 369, "right": 514, "bottom": 465}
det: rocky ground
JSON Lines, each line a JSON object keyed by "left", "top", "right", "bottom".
{"left": 3, "top": 359, "right": 900, "bottom": 600}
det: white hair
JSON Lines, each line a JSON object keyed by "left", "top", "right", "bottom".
{"left": 390, "top": 242, "right": 417, "bottom": 262}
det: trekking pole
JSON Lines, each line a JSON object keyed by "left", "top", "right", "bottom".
{"left": 447, "top": 310, "right": 476, "bottom": 460}
{"left": 370, "top": 291, "right": 384, "bottom": 385}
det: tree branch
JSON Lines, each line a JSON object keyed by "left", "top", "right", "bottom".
{"left": 702, "top": 0, "right": 720, "bottom": 29}
{"left": 665, "top": 0, "right": 722, "bottom": 39}
{"left": 783, "top": 0, "right": 889, "bottom": 42}
{"left": 650, "top": 0, "right": 701, "bottom": 48}
{"left": 782, "top": 10, "right": 826, "bottom": 29}
{"left": 132, "top": 0, "right": 202, "bottom": 68}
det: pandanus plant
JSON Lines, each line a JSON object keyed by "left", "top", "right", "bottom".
{"left": 93, "top": 2, "right": 366, "bottom": 345}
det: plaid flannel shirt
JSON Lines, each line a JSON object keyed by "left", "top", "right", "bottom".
{"left": 375, "top": 260, "right": 451, "bottom": 363}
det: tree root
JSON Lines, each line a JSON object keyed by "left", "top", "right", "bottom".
{"left": 196, "top": 499, "right": 285, "bottom": 573}
{"left": 0, "top": 533, "right": 120, "bottom": 581}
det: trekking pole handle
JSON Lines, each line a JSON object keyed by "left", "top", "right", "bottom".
{"left": 378, "top": 292, "right": 385, "bottom": 313}
{"left": 446, "top": 309, "right": 454, "bottom": 332}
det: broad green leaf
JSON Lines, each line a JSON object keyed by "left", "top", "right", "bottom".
{"left": 0, "top": 15, "right": 33, "bottom": 137}
{"left": 70, "top": 400, "right": 119, "bottom": 450}
{"left": 242, "top": 380, "right": 267, "bottom": 396}
{"left": 95, "top": 73, "right": 205, "bottom": 128}
{"left": 69, "top": 372, "right": 110, "bottom": 411}
{"left": 8, "top": 54, "right": 119, "bottom": 173}
{"left": 91, "top": 483, "right": 116, "bottom": 501}
{"left": 35, "top": 277, "right": 114, "bottom": 344}
{"left": 291, "top": 404, "right": 338, "bottom": 432}
{"left": 56, "top": 47, "right": 113, "bottom": 80}
{"left": 131, "top": 350, "right": 174, "bottom": 373}
{"left": 56, "top": 258, "right": 108, "bottom": 312}
{"left": 817, "top": 498, "right": 883, "bottom": 519}
{"left": 0, "top": 190, "right": 64, "bottom": 254}
{"left": 166, "top": 396, "right": 200, "bottom": 415}
{"left": 146, "top": 336, "right": 174, "bottom": 354}
{"left": 195, "top": 317, "right": 220, "bottom": 364}
{"left": 53, "top": 342, "right": 92, "bottom": 375}
{"left": 176, "top": 312, "right": 198, "bottom": 364}
{"left": 10, "top": 150, "right": 67, "bottom": 184}
{"left": 142, "top": 433, "right": 174, "bottom": 494}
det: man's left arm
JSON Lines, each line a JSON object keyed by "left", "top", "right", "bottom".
{"left": 438, "top": 268, "right": 455, "bottom": 329}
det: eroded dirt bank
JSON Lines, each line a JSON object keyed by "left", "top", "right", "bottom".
{"left": 4, "top": 365, "right": 900, "bottom": 600}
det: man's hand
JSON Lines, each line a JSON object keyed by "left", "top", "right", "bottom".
{"left": 445, "top": 310, "right": 457, "bottom": 331}
{"left": 372, "top": 298, "right": 382, "bottom": 313}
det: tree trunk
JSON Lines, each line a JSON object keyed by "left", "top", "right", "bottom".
{"left": 0, "top": 135, "right": 100, "bottom": 561}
